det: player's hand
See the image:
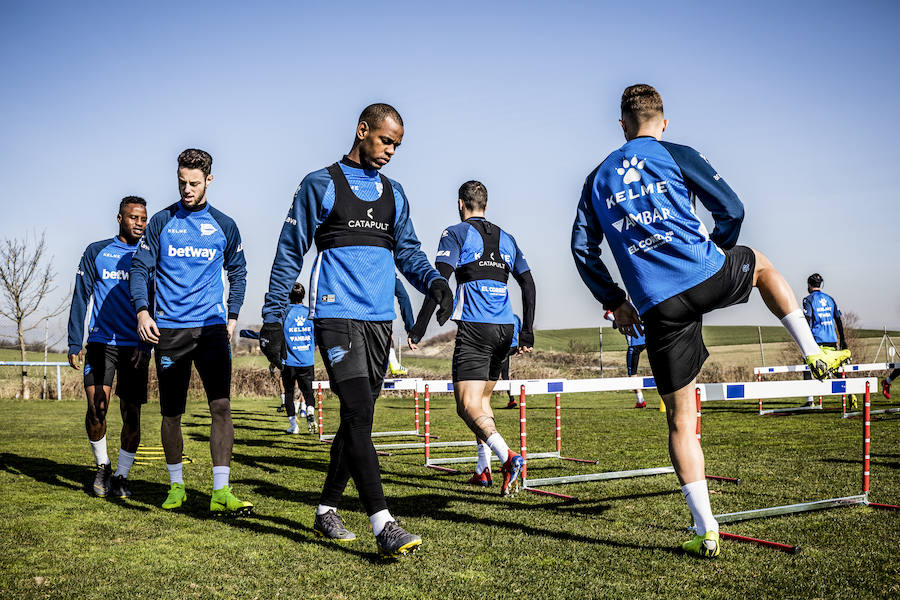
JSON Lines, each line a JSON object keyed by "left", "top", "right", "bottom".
{"left": 516, "top": 331, "right": 534, "bottom": 355}
{"left": 226, "top": 318, "right": 237, "bottom": 342}
{"left": 137, "top": 310, "right": 160, "bottom": 344}
{"left": 407, "top": 337, "right": 419, "bottom": 351}
{"left": 429, "top": 279, "right": 454, "bottom": 326}
{"left": 132, "top": 348, "right": 150, "bottom": 369}
{"left": 612, "top": 301, "right": 643, "bottom": 338}
{"left": 259, "top": 321, "right": 285, "bottom": 369}
{"left": 68, "top": 352, "right": 82, "bottom": 370}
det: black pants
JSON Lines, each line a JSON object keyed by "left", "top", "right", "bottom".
{"left": 315, "top": 318, "right": 392, "bottom": 516}
{"left": 281, "top": 365, "right": 315, "bottom": 417}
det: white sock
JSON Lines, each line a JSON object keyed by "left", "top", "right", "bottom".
{"left": 806, "top": 395, "right": 814, "bottom": 404}
{"left": 369, "top": 509, "right": 394, "bottom": 536}
{"left": 317, "top": 504, "right": 337, "bottom": 516}
{"left": 212, "top": 466, "right": 230, "bottom": 491}
{"left": 89, "top": 436, "right": 110, "bottom": 466}
{"left": 288, "top": 415, "right": 297, "bottom": 428}
{"left": 280, "top": 393, "right": 285, "bottom": 405}
{"left": 682, "top": 480, "right": 718, "bottom": 535}
{"left": 485, "top": 432, "right": 511, "bottom": 463}
{"left": 781, "top": 309, "right": 821, "bottom": 357}
{"left": 388, "top": 347, "right": 400, "bottom": 369}
{"left": 295, "top": 401, "right": 302, "bottom": 417}
{"left": 635, "top": 390, "right": 644, "bottom": 403}
{"left": 886, "top": 375, "right": 894, "bottom": 385}
{"left": 114, "top": 449, "right": 136, "bottom": 478}
{"left": 475, "top": 442, "right": 491, "bottom": 474}
{"left": 166, "top": 462, "right": 184, "bottom": 485}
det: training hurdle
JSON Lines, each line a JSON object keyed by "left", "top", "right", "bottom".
{"left": 419, "top": 379, "right": 597, "bottom": 474}
{"left": 516, "top": 377, "right": 739, "bottom": 501}
{"left": 314, "top": 379, "right": 426, "bottom": 450}
{"left": 0, "top": 361, "right": 66, "bottom": 400}
{"left": 754, "top": 362, "right": 900, "bottom": 417}
{"left": 701, "top": 378, "right": 900, "bottom": 527}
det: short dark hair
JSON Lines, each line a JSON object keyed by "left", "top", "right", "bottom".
{"left": 459, "top": 180, "right": 487, "bottom": 212}
{"left": 621, "top": 84, "right": 664, "bottom": 129}
{"left": 358, "top": 103, "right": 403, "bottom": 129}
{"left": 119, "top": 196, "right": 146, "bottom": 214}
{"left": 808, "top": 273, "right": 823, "bottom": 288}
{"left": 177, "top": 148, "right": 213, "bottom": 177}
{"left": 289, "top": 282, "right": 306, "bottom": 304}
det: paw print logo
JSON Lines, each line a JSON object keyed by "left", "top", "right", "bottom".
{"left": 617, "top": 155, "right": 645, "bottom": 185}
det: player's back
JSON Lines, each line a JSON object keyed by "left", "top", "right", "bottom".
{"left": 803, "top": 290, "right": 839, "bottom": 344}
{"left": 283, "top": 303, "right": 315, "bottom": 367}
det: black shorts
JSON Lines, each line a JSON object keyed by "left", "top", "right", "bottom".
{"left": 155, "top": 325, "right": 231, "bottom": 417}
{"left": 83, "top": 343, "right": 149, "bottom": 404}
{"left": 315, "top": 318, "right": 392, "bottom": 391}
{"left": 642, "top": 245, "right": 756, "bottom": 395}
{"left": 626, "top": 344, "right": 645, "bottom": 376}
{"left": 452, "top": 321, "right": 515, "bottom": 381}
{"left": 282, "top": 364, "right": 315, "bottom": 404}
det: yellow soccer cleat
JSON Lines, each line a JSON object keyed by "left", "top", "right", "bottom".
{"left": 161, "top": 482, "right": 186, "bottom": 510}
{"left": 210, "top": 485, "right": 253, "bottom": 517}
{"left": 806, "top": 347, "right": 851, "bottom": 380}
{"left": 682, "top": 530, "right": 721, "bottom": 558}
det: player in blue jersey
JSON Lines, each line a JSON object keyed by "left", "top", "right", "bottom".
{"left": 409, "top": 181, "right": 536, "bottom": 494}
{"left": 259, "top": 104, "right": 452, "bottom": 559}
{"left": 282, "top": 282, "right": 317, "bottom": 434}
{"left": 802, "top": 273, "right": 848, "bottom": 405}
{"left": 386, "top": 275, "right": 415, "bottom": 377}
{"left": 67, "top": 196, "right": 150, "bottom": 499}
{"left": 571, "top": 85, "right": 851, "bottom": 558}
{"left": 131, "top": 149, "right": 252, "bottom": 517}
{"left": 605, "top": 307, "right": 647, "bottom": 408}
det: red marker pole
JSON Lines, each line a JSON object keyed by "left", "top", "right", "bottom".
{"left": 555, "top": 393, "right": 562, "bottom": 453}
{"left": 863, "top": 380, "right": 870, "bottom": 494}
{"left": 317, "top": 384, "right": 324, "bottom": 439}
{"left": 414, "top": 389, "right": 420, "bottom": 434}
{"left": 719, "top": 531, "right": 800, "bottom": 554}
{"left": 519, "top": 385, "right": 527, "bottom": 481}
{"left": 423, "top": 385, "right": 431, "bottom": 462}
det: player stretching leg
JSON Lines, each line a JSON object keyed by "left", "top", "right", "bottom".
{"left": 282, "top": 283, "right": 317, "bottom": 434}
{"left": 572, "top": 85, "right": 850, "bottom": 558}
{"left": 131, "top": 149, "right": 252, "bottom": 516}
{"left": 67, "top": 197, "right": 150, "bottom": 498}
{"left": 260, "top": 104, "right": 451, "bottom": 559}
{"left": 409, "top": 181, "right": 536, "bottom": 495}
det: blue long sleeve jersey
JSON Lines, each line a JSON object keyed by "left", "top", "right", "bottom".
{"left": 394, "top": 276, "right": 415, "bottom": 334}
{"left": 130, "top": 201, "right": 246, "bottom": 328}
{"left": 67, "top": 238, "right": 141, "bottom": 354}
{"left": 572, "top": 137, "right": 744, "bottom": 315}
{"left": 261, "top": 158, "right": 443, "bottom": 324}
{"left": 283, "top": 303, "right": 315, "bottom": 367}
{"left": 803, "top": 290, "right": 841, "bottom": 345}
{"left": 437, "top": 217, "right": 531, "bottom": 324}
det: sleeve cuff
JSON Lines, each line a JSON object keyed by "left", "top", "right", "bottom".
{"left": 228, "top": 312, "right": 240, "bottom": 321}
{"left": 68, "top": 345, "right": 81, "bottom": 356}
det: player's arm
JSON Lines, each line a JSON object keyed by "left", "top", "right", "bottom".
{"left": 833, "top": 300, "right": 847, "bottom": 350}
{"left": 394, "top": 276, "right": 416, "bottom": 335}
{"left": 391, "top": 182, "right": 452, "bottom": 331}
{"left": 661, "top": 142, "right": 744, "bottom": 249}
{"left": 509, "top": 238, "right": 535, "bottom": 353}
{"left": 802, "top": 296, "right": 814, "bottom": 327}
{"left": 66, "top": 243, "right": 99, "bottom": 369}
{"left": 218, "top": 214, "right": 247, "bottom": 340}
{"left": 408, "top": 262, "right": 455, "bottom": 349}
{"left": 131, "top": 213, "right": 164, "bottom": 344}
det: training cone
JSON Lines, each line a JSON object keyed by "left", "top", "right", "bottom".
{"left": 659, "top": 397, "right": 666, "bottom": 412}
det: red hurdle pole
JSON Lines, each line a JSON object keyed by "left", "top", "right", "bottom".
{"left": 756, "top": 372, "right": 762, "bottom": 413}
{"left": 718, "top": 531, "right": 800, "bottom": 554}
{"left": 697, "top": 386, "right": 742, "bottom": 484}
{"left": 863, "top": 381, "right": 870, "bottom": 494}
{"left": 695, "top": 388, "right": 701, "bottom": 441}
{"left": 519, "top": 385, "right": 527, "bottom": 481}
{"left": 414, "top": 389, "right": 420, "bottom": 434}
{"left": 317, "top": 384, "right": 324, "bottom": 438}
{"left": 555, "top": 392, "right": 562, "bottom": 453}
{"left": 423, "top": 385, "right": 430, "bottom": 462}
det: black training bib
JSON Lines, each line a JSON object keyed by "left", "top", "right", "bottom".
{"left": 455, "top": 219, "right": 510, "bottom": 284}
{"left": 314, "top": 163, "right": 396, "bottom": 251}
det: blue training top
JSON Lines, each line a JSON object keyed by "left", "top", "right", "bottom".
{"left": 262, "top": 157, "right": 442, "bottom": 324}
{"left": 283, "top": 303, "right": 315, "bottom": 367}
{"left": 437, "top": 217, "right": 530, "bottom": 325}
{"left": 510, "top": 314, "right": 521, "bottom": 348}
{"left": 130, "top": 201, "right": 246, "bottom": 328}
{"left": 67, "top": 237, "right": 141, "bottom": 354}
{"left": 803, "top": 290, "right": 841, "bottom": 345}
{"left": 572, "top": 137, "right": 744, "bottom": 315}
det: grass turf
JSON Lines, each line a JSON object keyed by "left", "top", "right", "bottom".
{"left": 1, "top": 388, "right": 898, "bottom": 599}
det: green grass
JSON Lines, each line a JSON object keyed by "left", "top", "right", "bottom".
{"left": 1, "top": 388, "right": 898, "bottom": 599}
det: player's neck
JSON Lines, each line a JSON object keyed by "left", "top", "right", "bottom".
{"left": 116, "top": 234, "right": 137, "bottom": 245}
{"left": 462, "top": 210, "right": 485, "bottom": 221}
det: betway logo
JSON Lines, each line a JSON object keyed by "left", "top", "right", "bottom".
{"left": 167, "top": 245, "right": 217, "bottom": 261}
{"left": 606, "top": 181, "right": 669, "bottom": 209}
{"left": 102, "top": 268, "right": 129, "bottom": 280}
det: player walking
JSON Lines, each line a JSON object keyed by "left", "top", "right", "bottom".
{"left": 409, "top": 181, "right": 536, "bottom": 494}
{"left": 571, "top": 84, "right": 850, "bottom": 558}
{"left": 131, "top": 149, "right": 252, "bottom": 516}
{"left": 282, "top": 282, "right": 317, "bottom": 434}
{"left": 67, "top": 196, "right": 150, "bottom": 498}
{"left": 260, "top": 104, "right": 451, "bottom": 559}
{"left": 802, "top": 273, "right": 848, "bottom": 406}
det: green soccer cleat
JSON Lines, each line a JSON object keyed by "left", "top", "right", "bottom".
{"left": 806, "top": 347, "right": 851, "bottom": 380}
{"left": 210, "top": 485, "right": 253, "bottom": 517}
{"left": 682, "top": 530, "right": 720, "bottom": 558}
{"left": 161, "top": 482, "right": 186, "bottom": 510}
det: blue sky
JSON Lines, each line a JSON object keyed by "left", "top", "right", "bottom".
{"left": 1, "top": 1, "right": 898, "bottom": 344}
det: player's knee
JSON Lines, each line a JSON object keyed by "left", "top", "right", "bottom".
{"left": 208, "top": 398, "right": 231, "bottom": 419}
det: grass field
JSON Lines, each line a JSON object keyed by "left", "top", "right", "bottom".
{"left": 2, "top": 384, "right": 899, "bottom": 599}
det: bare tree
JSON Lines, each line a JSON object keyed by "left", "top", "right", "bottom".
{"left": 0, "top": 232, "right": 63, "bottom": 399}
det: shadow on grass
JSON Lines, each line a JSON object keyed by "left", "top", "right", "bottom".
{"left": 0, "top": 452, "right": 94, "bottom": 495}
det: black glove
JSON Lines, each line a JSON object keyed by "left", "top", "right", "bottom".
{"left": 429, "top": 279, "right": 453, "bottom": 326}
{"left": 518, "top": 331, "right": 534, "bottom": 349}
{"left": 259, "top": 321, "right": 285, "bottom": 368}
